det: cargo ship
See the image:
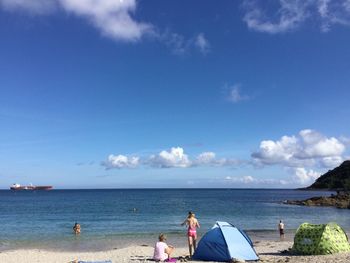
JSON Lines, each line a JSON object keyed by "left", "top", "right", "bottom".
{"left": 10, "top": 183, "right": 53, "bottom": 191}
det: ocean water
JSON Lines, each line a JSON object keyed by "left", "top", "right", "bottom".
{"left": 0, "top": 189, "right": 349, "bottom": 251}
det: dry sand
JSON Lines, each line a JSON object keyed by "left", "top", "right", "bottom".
{"left": 0, "top": 240, "right": 350, "bottom": 263}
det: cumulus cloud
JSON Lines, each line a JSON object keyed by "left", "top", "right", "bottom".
{"left": 148, "top": 147, "right": 192, "bottom": 168}
{"left": 102, "top": 154, "right": 139, "bottom": 169}
{"left": 225, "top": 175, "right": 255, "bottom": 184}
{"left": 0, "top": 0, "right": 212, "bottom": 54}
{"left": 320, "top": 156, "right": 343, "bottom": 168}
{"left": 296, "top": 129, "right": 345, "bottom": 159}
{"left": 293, "top": 167, "right": 321, "bottom": 184}
{"left": 194, "top": 152, "right": 241, "bottom": 167}
{"left": 0, "top": 0, "right": 151, "bottom": 41}
{"left": 226, "top": 84, "right": 249, "bottom": 103}
{"left": 102, "top": 147, "right": 242, "bottom": 170}
{"left": 59, "top": 0, "right": 153, "bottom": 42}
{"left": 242, "top": 0, "right": 350, "bottom": 33}
{"left": 194, "top": 33, "right": 210, "bottom": 54}
{"left": 196, "top": 152, "right": 216, "bottom": 164}
{"left": 252, "top": 129, "right": 346, "bottom": 168}
{"left": 252, "top": 135, "right": 299, "bottom": 165}
{"left": 225, "top": 175, "right": 288, "bottom": 186}
{"left": 340, "top": 136, "right": 350, "bottom": 146}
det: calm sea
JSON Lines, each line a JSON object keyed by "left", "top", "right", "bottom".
{"left": 0, "top": 189, "right": 349, "bottom": 251}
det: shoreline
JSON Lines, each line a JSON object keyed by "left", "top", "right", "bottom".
{"left": 1, "top": 240, "right": 349, "bottom": 263}
{"left": 1, "top": 230, "right": 349, "bottom": 262}
{"left": 0, "top": 230, "right": 295, "bottom": 252}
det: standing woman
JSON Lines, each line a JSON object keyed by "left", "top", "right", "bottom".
{"left": 181, "top": 211, "right": 200, "bottom": 257}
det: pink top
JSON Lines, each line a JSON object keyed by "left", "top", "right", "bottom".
{"left": 153, "top": 241, "right": 168, "bottom": 261}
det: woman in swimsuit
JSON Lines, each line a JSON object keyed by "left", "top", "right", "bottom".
{"left": 181, "top": 211, "right": 200, "bottom": 257}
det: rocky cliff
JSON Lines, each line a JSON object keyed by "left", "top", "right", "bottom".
{"left": 286, "top": 161, "right": 350, "bottom": 209}
{"left": 307, "top": 160, "right": 350, "bottom": 190}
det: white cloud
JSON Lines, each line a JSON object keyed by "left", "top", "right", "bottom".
{"left": 320, "top": 156, "right": 343, "bottom": 168}
{"left": 242, "top": 0, "right": 350, "bottom": 33}
{"left": 225, "top": 175, "right": 254, "bottom": 183}
{"left": 340, "top": 135, "right": 350, "bottom": 146}
{"left": 316, "top": 0, "right": 350, "bottom": 30}
{"left": 59, "top": 0, "right": 153, "bottom": 42}
{"left": 0, "top": 0, "right": 56, "bottom": 14}
{"left": 252, "top": 129, "right": 346, "bottom": 168}
{"left": 225, "top": 175, "right": 289, "bottom": 186}
{"left": 196, "top": 152, "right": 216, "bottom": 164}
{"left": 227, "top": 84, "right": 249, "bottom": 103}
{"left": 102, "top": 154, "right": 139, "bottom": 169}
{"left": 252, "top": 135, "right": 299, "bottom": 165}
{"left": 102, "top": 148, "right": 242, "bottom": 170}
{"left": 0, "top": 0, "right": 152, "bottom": 42}
{"left": 194, "top": 33, "right": 210, "bottom": 54}
{"left": 148, "top": 147, "right": 191, "bottom": 168}
{"left": 293, "top": 167, "right": 321, "bottom": 184}
{"left": 147, "top": 148, "right": 241, "bottom": 168}
{"left": 297, "top": 129, "right": 345, "bottom": 159}
{"left": 240, "top": 175, "right": 255, "bottom": 183}
{"left": 318, "top": 0, "right": 332, "bottom": 31}
{"left": 159, "top": 31, "right": 188, "bottom": 55}
{"left": 0, "top": 0, "right": 212, "bottom": 54}
{"left": 194, "top": 151, "right": 241, "bottom": 167}
{"left": 159, "top": 31, "right": 211, "bottom": 55}
{"left": 242, "top": 0, "right": 309, "bottom": 34}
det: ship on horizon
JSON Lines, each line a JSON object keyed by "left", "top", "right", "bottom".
{"left": 10, "top": 183, "right": 53, "bottom": 191}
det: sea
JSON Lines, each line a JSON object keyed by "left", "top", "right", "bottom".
{"left": 1, "top": 189, "right": 350, "bottom": 251}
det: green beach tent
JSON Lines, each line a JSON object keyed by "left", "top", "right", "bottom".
{"left": 292, "top": 222, "right": 350, "bottom": 255}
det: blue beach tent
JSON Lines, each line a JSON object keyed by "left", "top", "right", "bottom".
{"left": 193, "top": 221, "right": 259, "bottom": 262}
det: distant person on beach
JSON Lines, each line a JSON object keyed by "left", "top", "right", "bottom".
{"left": 73, "top": 223, "right": 81, "bottom": 235}
{"left": 153, "top": 233, "right": 175, "bottom": 262}
{"left": 181, "top": 211, "right": 200, "bottom": 257}
{"left": 278, "top": 220, "right": 284, "bottom": 240}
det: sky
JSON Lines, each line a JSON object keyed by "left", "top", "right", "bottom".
{"left": 0, "top": 0, "right": 350, "bottom": 189}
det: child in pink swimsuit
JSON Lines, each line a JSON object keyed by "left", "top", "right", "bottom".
{"left": 181, "top": 211, "right": 200, "bottom": 257}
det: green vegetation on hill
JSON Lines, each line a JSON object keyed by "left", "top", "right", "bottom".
{"left": 307, "top": 160, "right": 350, "bottom": 190}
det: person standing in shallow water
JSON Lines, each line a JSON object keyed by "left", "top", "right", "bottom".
{"left": 278, "top": 220, "right": 285, "bottom": 240}
{"left": 181, "top": 211, "right": 200, "bottom": 257}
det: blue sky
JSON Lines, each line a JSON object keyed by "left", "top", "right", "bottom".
{"left": 1, "top": 0, "right": 350, "bottom": 189}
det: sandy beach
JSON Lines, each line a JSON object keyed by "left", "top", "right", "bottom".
{"left": 1, "top": 240, "right": 350, "bottom": 263}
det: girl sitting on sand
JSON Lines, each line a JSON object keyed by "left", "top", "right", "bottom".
{"left": 181, "top": 211, "right": 200, "bottom": 257}
{"left": 153, "top": 233, "right": 175, "bottom": 262}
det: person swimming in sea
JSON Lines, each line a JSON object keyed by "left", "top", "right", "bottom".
{"left": 181, "top": 211, "right": 200, "bottom": 257}
{"left": 73, "top": 222, "right": 81, "bottom": 235}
